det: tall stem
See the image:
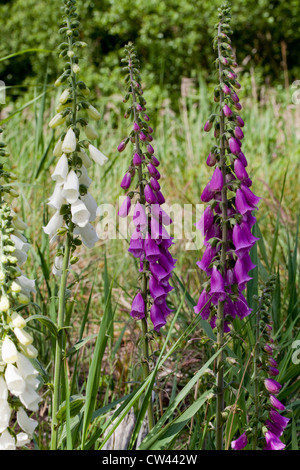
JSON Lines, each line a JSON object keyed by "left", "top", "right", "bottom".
{"left": 128, "top": 57, "right": 155, "bottom": 431}
{"left": 215, "top": 20, "right": 228, "bottom": 451}
{"left": 51, "top": 15, "right": 78, "bottom": 448}
{"left": 51, "top": 223, "right": 73, "bottom": 449}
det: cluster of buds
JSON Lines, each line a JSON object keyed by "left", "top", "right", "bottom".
{"left": 44, "top": 0, "right": 108, "bottom": 271}
{"left": 231, "top": 276, "right": 289, "bottom": 450}
{"left": 194, "top": 4, "right": 260, "bottom": 331}
{"left": 0, "top": 127, "right": 41, "bottom": 450}
{"left": 118, "top": 43, "right": 175, "bottom": 331}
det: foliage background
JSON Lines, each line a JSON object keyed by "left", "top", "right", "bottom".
{"left": 1, "top": 0, "right": 300, "bottom": 101}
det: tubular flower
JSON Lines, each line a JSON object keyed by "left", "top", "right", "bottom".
{"left": 44, "top": 0, "right": 108, "bottom": 274}
{"left": 0, "top": 126, "right": 41, "bottom": 449}
{"left": 118, "top": 42, "right": 175, "bottom": 331}
{"left": 195, "top": 4, "right": 259, "bottom": 332}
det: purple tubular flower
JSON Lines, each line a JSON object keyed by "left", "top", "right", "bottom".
{"left": 238, "top": 151, "right": 248, "bottom": 167}
{"left": 223, "top": 104, "right": 232, "bottom": 117}
{"left": 120, "top": 172, "right": 132, "bottom": 190}
{"left": 234, "top": 159, "right": 248, "bottom": 181}
{"left": 195, "top": 206, "right": 214, "bottom": 236}
{"left": 149, "top": 275, "right": 168, "bottom": 305}
{"left": 232, "top": 223, "right": 255, "bottom": 258}
{"left": 234, "top": 126, "right": 244, "bottom": 140}
{"left": 133, "top": 152, "right": 142, "bottom": 166}
{"left": 150, "top": 176, "right": 160, "bottom": 191}
{"left": 204, "top": 120, "right": 213, "bottom": 132}
{"left": 270, "top": 395, "right": 286, "bottom": 411}
{"left": 147, "top": 144, "right": 154, "bottom": 155}
{"left": 155, "top": 190, "right": 165, "bottom": 205}
{"left": 133, "top": 122, "right": 140, "bottom": 132}
{"left": 231, "top": 432, "right": 248, "bottom": 450}
{"left": 210, "top": 266, "right": 226, "bottom": 303}
{"left": 210, "top": 167, "right": 224, "bottom": 192}
{"left": 269, "top": 366, "right": 279, "bottom": 376}
{"left": 151, "top": 155, "right": 160, "bottom": 166}
{"left": 269, "top": 409, "right": 290, "bottom": 430}
{"left": 222, "top": 84, "right": 231, "bottom": 95}
{"left": 151, "top": 204, "right": 172, "bottom": 226}
{"left": 265, "top": 419, "right": 284, "bottom": 437}
{"left": 264, "top": 431, "right": 286, "bottom": 450}
{"left": 264, "top": 378, "right": 282, "bottom": 394}
{"left": 147, "top": 162, "right": 157, "bottom": 176}
{"left": 118, "top": 196, "right": 131, "bottom": 217}
{"left": 150, "top": 216, "right": 170, "bottom": 241}
{"left": 130, "top": 292, "right": 145, "bottom": 319}
{"left": 194, "top": 290, "right": 211, "bottom": 319}
{"left": 128, "top": 229, "right": 144, "bottom": 258}
{"left": 196, "top": 245, "right": 217, "bottom": 275}
{"left": 118, "top": 140, "right": 126, "bottom": 152}
{"left": 234, "top": 253, "right": 255, "bottom": 290}
{"left": 139, "top": 131, "right": 147, "bottom": 141}
{"left": 236, "top": 115, "right": 244, "bottom": 127}
{"left": 201, "top": 182, "right": 214, "bottom": 202}
{"left": 144, "top": 184, "right": 157, "bottom": 204}
{"left": 150, "top": 303, "right": 166, "bottom": 331}
{"left": 206, "top": 152, "right": 217, "bottom": 167}
{"left": 133, "top": 202, "right": 148, "bottom": 230}
{"left": 144, "top": 233, "right": 161, "bottom": 262}
{"left": 234, "top": 293, "right": 252, "bottom": 319}
{"left": 228, "top": 137, "right": 241, "bottom": 155}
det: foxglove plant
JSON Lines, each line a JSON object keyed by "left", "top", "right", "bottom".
{"left": 45, "top": 0, "right": 108, "bottom": 449}
{"left": 118, "top": 42, "right": 176, "bottom": 429}
{"left": 195, "top": 3, "right": 260, "bottom": 449}
{"left": 0, "top": 126, "right": 41, "bottom": 450}
{"left": 231, "top": 275, "right": 290, "bottom": 450}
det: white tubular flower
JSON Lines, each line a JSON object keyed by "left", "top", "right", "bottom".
{"left": 0, "top": 430, "right": 16, "bottom": 450}
{"left": 4, "top": 364, "right": 26, "bottom": 396}
{"left": 17, "top": 407, "right": 38, "bottom": 436}
{"left": 78, "top": 165, "right": 92, "bottom": 187}
{"left": 53, "top": 138, "right": 63, "bottom": 158}
{"left": 51, "top": 153, "right": 69, "bottom": 184}
{"left": 49, "top": 113, "right": 66, "bottom": 129}
{"left": 59, "top": 88, "right": 71, "bottom": 104}
{"left": 16, "top": 353, "right": 38, "bottom": 384}
{"left": 10, "top": 210, "right": 28, "bottom": 231}
{"left": 78, "top": 150, "right": 92, "bottom": 169}
{"left": 19, "top": 387, "right": 41, "bottom": 412}
{"left": 0, "top": 398, "right": 11, "bottom": 433}
{"left": 62, "top": 128, "right": 76, "bottom": 154}
{"left": 52, "top": 255, "right": 64, "bottom": 277}
{"left": 84, "top": 124, "right": 99, "bottom": 140}
{"left": 0, "top": 376, "right": 8, "bottom": 400}
{"left": 16, "top": 433, "right": 30, "bottom": 447}
{"left": 43, "top": 211, "right": 63, "bottom": 239}
{"left": 10, "top": 313, "right": 26, "bottom": 329}
{"left": 48, "top": 184, "right": 65, "bottom": 210}
{"left": 82, "top": 192, "right": 98, "bottom": 222}
{"left": 1, "top": 337, "right": 18, "bottom": 364}
{"left": 71, "top": 199, "right": 90, "bottom": 228}
{"left": 72, "top": 64, "right": 80, "bottom": 74}
{"left": 62, "top": 170, "right": 80, "bottom": 204}
{"left": 11, "top": 235, "right": 30, "bottom": 254}
{"left": 88, "top": 144, "right": 108, "bottom": 166}
{"left": 87, "top": 105, "right": 101, "bottom": 120}
{"left": 76, "top": 223, "right": 98, "bottom": 249}
{"left": 19, "top": 344, "right": 38, "bottom": 360}
{"left": 0, "top": 296, "right": 10, "bottom": 312}
{"left": 15, "top": 275, "right": 36, "bottom": 298}
{"left": 14, "top": 328, "right": 33, "bottom": 347}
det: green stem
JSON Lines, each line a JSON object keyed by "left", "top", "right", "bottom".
{"left": 128, "top": 55, "right": 155, "bottom": 431}
{"left": 50, "top": 223, "right": 73, "bottom": 450}
{"left": 215, "top": 20, "right": 227, "bottom": 451}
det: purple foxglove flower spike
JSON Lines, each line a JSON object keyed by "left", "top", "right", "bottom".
{"left": 119, "top": 43, "right": 175, "bottom": 333}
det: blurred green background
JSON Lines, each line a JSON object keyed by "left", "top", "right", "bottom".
{"left": 1, "top": 0, "right": 300, "bottom": 102}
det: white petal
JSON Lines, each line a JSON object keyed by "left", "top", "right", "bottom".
{"left": 43, "top": 211, "right": 63, "bottom": 238}
{"left": 82, "top": 192, "right": 98, "bottom": 222}
{"left": 19, "top": 386, "right": 41, "bottom": 412}
{"left": 17, "top": 407, "right": 38, "bottom": 436}
{"left": 1, "top": 337, "right": 18, "bottom": 364}
{"left": 78, "top": 223, "right": 99, "bottom": 249}
{"left": 48, "top": 184, "right": 65, "bottom": 210}
{"left": 71, "top": 199, "right": 90, "bottom": 228}
{"left": 51, "top": 153, "right": 69, "bottom": 184}
{"left": 0, "top": 400, "right": 11, "bottom": 433}
{"left": 4, "top": 364, "right": 26, "bottom": 396}
{"left": 62, "top": 170, "right": 79, "bottom": 204}
{"left": 16, "top": 432, "right": 31, "bottom": 447}
{"left": 0, "top": 430, "right": 16, "bottom": 450}
{"left": 62, "top": 128, "right": 76, "bottom": 153}
{"left": 78, "top": 165, "right": 92, "bottom": 187}
{"left": 0, "top": 376, "right": 8, "bottom": 401}
{"left": 88, "top": 144, "right": 108, "bottom": 166}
